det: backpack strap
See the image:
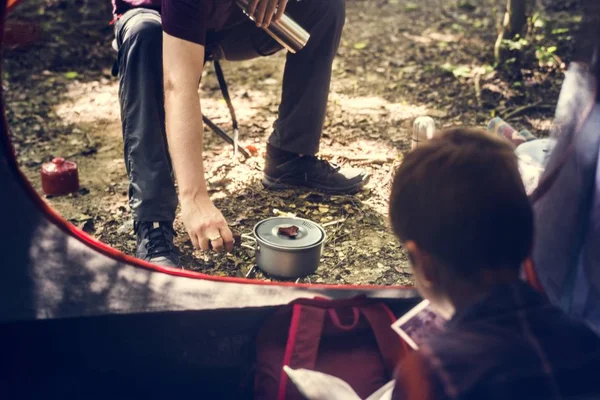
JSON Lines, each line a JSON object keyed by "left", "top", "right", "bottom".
{"left": 360, "top": 303, "right": 409, "bottom": 374}
{"left": 277, "top": 304, "right": 327, "bottom": 400}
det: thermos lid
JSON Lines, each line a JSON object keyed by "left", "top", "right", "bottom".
{"left": 254, "top": 217, "right": 325, "bottom": 250}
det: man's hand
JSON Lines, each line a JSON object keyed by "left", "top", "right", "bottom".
{"left": 181, "top": 196, "right": 234, "bottom": 253}
{"left": 247, "top": 0, "right": 288, "bottom": 28}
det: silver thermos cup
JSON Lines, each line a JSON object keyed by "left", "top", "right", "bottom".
{"left": 235, "top": 0, "right": 310, "bottom": 53}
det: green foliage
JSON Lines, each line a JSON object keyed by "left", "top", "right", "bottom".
{"left": 64, "top": 71, "right": 79, "bottom": 79}
{"left": 404, "top": 2, "right": 418, "bottom": 12}
{"left": 440, "top": 62, "right": 470, "bottom": 78}
{"left": 531, "top": 12, "right": 546, "bottom": 29}
{"left": 535, "top": 45, "right": 558, "bottom": 66}
{"left": 503, "top": 36, "right": 529, "bottom": 51}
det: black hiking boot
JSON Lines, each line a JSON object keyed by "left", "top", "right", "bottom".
{"left": 135, "top": 221, "right": 181, "bottom": 268}
{"left": 263, "top": 144, "right": 370, "bottom": 194}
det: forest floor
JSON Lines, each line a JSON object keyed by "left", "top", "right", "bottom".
{"left": 4, "top": 0, "right": 581, "bottom": 285}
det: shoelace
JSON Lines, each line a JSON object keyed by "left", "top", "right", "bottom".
{"left": 310, "top": 156, "right": 341, "bottom": 173}
{"left": 274, "top": 155, "right": 341, "bottom": 174}
{"left": 144, "top": 224, "right": 176, "bottom": 258}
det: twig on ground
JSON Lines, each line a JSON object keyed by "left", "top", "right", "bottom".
{"left": 323, "top": 218, "right": 347, "bottom": 228}
{"left": 273, "top": 208, "right": 297, "bottom": 217}
{"left": 320, "top": 152, "right": 395, "bottom": 165}
{"left": 98, "top": 144, "right": 118, "bottom": 153}
{"left": 474, "top": 73, "right": 482, "bottom": 108}
{"left": 353, "top": 158, "right": 395, "bottom": 166}
{"left": 351, "top": 155, "right": 395, "bottom": 163}
{"left": 26, "top": 146, "right": 98, "bottom": 167}
{"left": 503, "top": 102, "right": 554, "bottom": 120}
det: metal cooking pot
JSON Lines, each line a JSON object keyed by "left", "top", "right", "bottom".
{"left": 241, "top": 216, "right": 326, "bottom": 278}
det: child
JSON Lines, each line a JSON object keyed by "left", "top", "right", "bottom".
{"left": 388, "top": 127, "right": 600, "bottom": 399}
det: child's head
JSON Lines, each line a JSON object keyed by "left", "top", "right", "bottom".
{"left": 389, "top": 127, "right": 533, "bottom": 313}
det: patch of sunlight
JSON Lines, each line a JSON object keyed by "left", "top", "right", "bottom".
{"left": 55, "top": 77, "right": 271, "bottom": 136}
{"left": 332, "top": 93, "right": 437, "bottom": 121}
{"left": 320, "top": 137, "right": 400, "bottom": 164}
{"left": 55, "top": 80, "right": 120, "bottom": 125}
{"left": 201, "top": 88, "right": 271, "bottom": 125}
{"left": 402, "top": 30, "right": 460, "bottom": 45}
{"left": 427, "top": 31, "right": 460, "bottom": 43}
{"left": 401, "top": 32, "right": 433, "bottom": 45}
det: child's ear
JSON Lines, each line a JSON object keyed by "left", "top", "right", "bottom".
{"left": 405, "top": 241, "right": 436, "bottom": 288}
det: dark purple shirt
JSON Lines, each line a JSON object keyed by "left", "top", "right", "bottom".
{"left": 112, "top": 0, "right": 237, "bottom": 46}
{"left": 392, "top": 282, "right": 600, "bottom": 399}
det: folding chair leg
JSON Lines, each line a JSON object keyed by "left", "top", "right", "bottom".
{"left": 202, "top": 115, "right": 251, "bottom": 159}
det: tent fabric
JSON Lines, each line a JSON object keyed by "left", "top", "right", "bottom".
{"left": 531, "top": 62, "right": 600, "bottom": 333}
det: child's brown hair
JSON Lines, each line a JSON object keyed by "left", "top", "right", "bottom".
{"left": 389, "top": 127, "right": 533, "bottom": 277}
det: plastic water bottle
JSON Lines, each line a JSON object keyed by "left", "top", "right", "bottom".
{"left": 487, "top": 117, "right": 536, "bottom": 147}
{"left": 412, "top": 116, "right": 437, "bottom": 150}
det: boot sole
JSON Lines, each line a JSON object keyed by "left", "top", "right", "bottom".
{"left": 262, "top": 174, "right": 371, "bottom": 195}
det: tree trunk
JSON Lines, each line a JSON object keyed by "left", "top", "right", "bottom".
{"left": 495, "top": 0, "right": 528, "bottom": 64}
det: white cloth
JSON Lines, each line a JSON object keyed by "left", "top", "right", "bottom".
{"left": 283, "top": 366, "right": 395, "bottom": 400}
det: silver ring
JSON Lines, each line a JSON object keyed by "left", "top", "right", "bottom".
{"left": 209, "top": 236, "right": 222, "bottom": 242}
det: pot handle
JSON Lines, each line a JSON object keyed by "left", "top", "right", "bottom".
{"left": 240, "top": 233, "right": 258, "bottom": 252}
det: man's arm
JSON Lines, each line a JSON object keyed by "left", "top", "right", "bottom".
{"left": 162, "top": 32, "right": 234, "bottom": 253}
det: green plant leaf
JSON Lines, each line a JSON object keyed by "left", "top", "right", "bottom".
{"left": 404, "top": 3, "right": 418, "bottom": 11}
{"left": 452, "top": 65, "right": 471, "bottom": 78}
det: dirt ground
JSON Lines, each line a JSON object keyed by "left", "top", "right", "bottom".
{"left": 4, "top": 0, "right": 581, "bottom": 285}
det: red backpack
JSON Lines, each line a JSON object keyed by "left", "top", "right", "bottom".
{"left": 254, "top": 296, "right": 409, "bottom": 400}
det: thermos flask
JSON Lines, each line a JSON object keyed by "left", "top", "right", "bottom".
{"left": 412, "top": 116, "right": 437, "bottom": 150}
{"left": 235, "top": 0, "right": 310, "bottom": 53}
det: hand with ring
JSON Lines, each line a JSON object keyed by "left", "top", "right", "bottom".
{"left": 180, "top": 195, "right": 234, "bottom": 253}
{"left": 208, "top": 235, "right": 223, "bottom": 249}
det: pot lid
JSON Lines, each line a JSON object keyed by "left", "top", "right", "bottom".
{"left": 254, "top": 217, "right": 325, "bottom": 249}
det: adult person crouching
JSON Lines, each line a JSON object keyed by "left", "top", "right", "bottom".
{"left": 112, "top": 0, "right": 370, "bottom": 267}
